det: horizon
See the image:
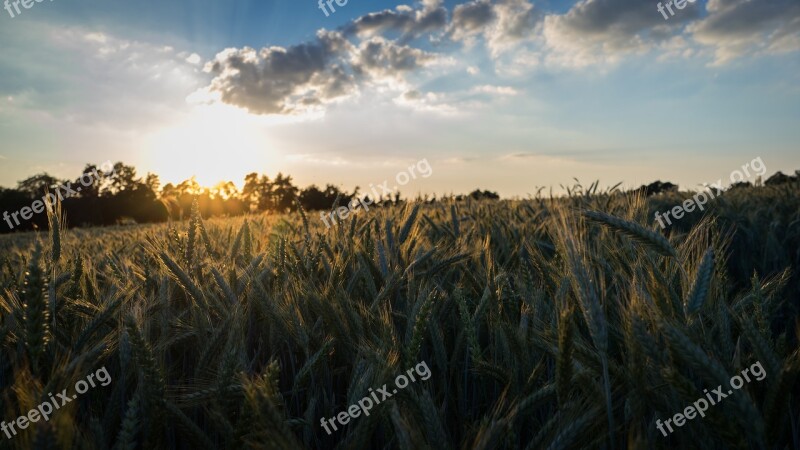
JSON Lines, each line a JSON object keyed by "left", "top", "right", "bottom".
{"left": 0, "top": 156, "right": 796, "bottom": 201}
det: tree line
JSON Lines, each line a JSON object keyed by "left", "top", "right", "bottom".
{"left": 0, "top": 162, "right": 500, "bottom": 233}
{"left": 5, "top": 160, "right": 795, "bottom": 234}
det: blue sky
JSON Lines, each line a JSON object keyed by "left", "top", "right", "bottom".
{"left": 1, "top": 0, "right": 798, "bottom": 197}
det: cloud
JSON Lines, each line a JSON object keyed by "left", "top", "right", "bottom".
{"left": 353, "top": 37, "right": 438, "bottom": 80}
{"left": 394, "top": 89, "right": 460, "bottom": 114}
{"left": 185, "top": 53, "right": 202, "bottom": 65}
{"left": 0, "top": 24, "right": 204, "bottom": 127}
{"left": 342, "top": 1, "right": 448, "bottom": 39}
{"left": 471, "top": 85, "right": 519, "bottom": 95}
{"left": 197, "top": 29, "right": 441, "bottom": 115}
{"left": 542, "top": 0, "right": 701, "bottom": 67}
{"left": 448, "top": 0, "right": 497, "bottom": 42}
{"left": 195, "top": 0, "right": 800, "bottom": 116}
{"left": 199, "top": 31, "right": 357, "bottom": 115}
{"left": 688, "top": 0, "right": 800, "bottom": 64}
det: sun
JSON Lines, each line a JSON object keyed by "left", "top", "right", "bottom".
{"left": 143, "top": 104, "right": 280, "bottom": 189}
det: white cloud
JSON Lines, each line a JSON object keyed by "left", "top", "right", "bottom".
{"left": 471, "top": 85, "right": 519, "bottom": 95}
{"left": 185, "top": 53, "right": 202, "bottom": 65}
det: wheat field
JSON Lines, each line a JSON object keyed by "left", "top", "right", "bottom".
{"left": 0, "top": 183, "right": 798, "bottom": 450}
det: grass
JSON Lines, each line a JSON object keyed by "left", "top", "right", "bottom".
{"left": 0, "top": 182, "right": 799, "bottom": 449}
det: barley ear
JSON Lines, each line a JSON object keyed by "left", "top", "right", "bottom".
{"left": 46, "top": 194, "right": 61, "bottom": 265}
{"left": 22, "top": 242, "right": 49, "bottom": 375}
{"left": 399, "top": 202, "right": 421, "bottom": 245}
{"left": 556, "top": 306, "right": 574, "bottom": 406}
{"left": 185, "top": 198, "right": 199, "bottom": 264}
{"left": 582, "top": 210, "right": 678, "bottom": 259}
{"left": 114, "top": 391, "right": 141, "bottom": 450}
{"left": 685, "top": 247, "right": 714, "bottom": 316}
{"left": 406, "top": 290, "right": 435, "bottom": 364}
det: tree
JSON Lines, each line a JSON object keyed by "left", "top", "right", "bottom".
{"left": 107, "top": 163, "right": 144, "bottom": 194}
{"left": 468, "top": 189, "right": 500, "bottom": 200}
{"left": 71, "top": 164, "right": 104, "bottom": 199}
{"left": 272, "top": 173, "right": 298, "bottom": 212}
{"left": 243, "top": 173, "right": 272, "bottom": 211}
{"left": 175, "top": 177, "right": 202, "bottom": 196}
{"left": 212, "top": 181, "right": 239, "bottom": 200}
{"left": 17, "top": 173, "right": 62, "bottom": 198}
{"left": 145, "top": 173, "right": 161, "bottom": 195}
{"left": 298, "top": 184, "right": 351, "bottom": 211}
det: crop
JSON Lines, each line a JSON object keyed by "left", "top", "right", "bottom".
{"left": 0, "top": 182, "right": 798, "bottom": 449}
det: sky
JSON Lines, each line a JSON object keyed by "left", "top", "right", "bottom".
{"left": 0, "top": 0, "right": 798, "bottom": 198}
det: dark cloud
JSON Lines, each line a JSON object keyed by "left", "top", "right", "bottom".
{"left": 450, "top": 1, "right": 497, "bottom": 39}
{"left": 353, "top": 38, "right": 436, "bottom": 77}
{"left": 559, "top": 0, "right": 699, "bottom": 35}
{"left": 446, "top": 0, "right": 542, "bottom": 55}
{"left": 690, "top": 0, "right": 800, "bottom": 63}
{"left": 342, "top": 2, "right": 448, "bottom": 39}
{"left": 499, "top": 0, "right": 542, "bottom": 40}
{"left": 543, "top": 0, "right": 701, "bottom": 63}
{"left": 203, "top": 31, "right": 355, "bottom": 115}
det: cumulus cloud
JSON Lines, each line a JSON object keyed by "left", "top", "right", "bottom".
{"left": 353, "top": 38, "right": 438, "bottom": 79}
{"left": 542, "top": 0, "right": 701, "bottom": 67}
{"left": 446, "top": 0, "right": 541, "bottom": 53}
{"left": 688, "top": 0, "right": 800, "bottom": 64}
{"left": 198, "top": 29, "right": 441, "bottom": 115}
{"left": 541, "top": 0, "right": 800, "bottom": 67}
{"left": 199, "top": 31, "right": 357, "bottom": 115}
{"left": 342, "top": 1, "right": 448, "bottom": 39}
{"left": 449, "top": 0, "right": 497, "bottom": 42}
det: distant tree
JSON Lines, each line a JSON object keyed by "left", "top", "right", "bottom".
{"left": 0, "top": 187, "right": 35, "bottom": 232}
{"left": 74, "top": 164, "right": 102, "bottom": 199}
{"left": 212, "top": 181, "right": 239, "bottom": 200}
{"left": 175, "top": 177, "right": 202, "bottom": 196}
{"left": 161, "top": 183, "right": 178, "bottom": 198}
{"left": 299, "top": 184, "right": 349, "bottom": 210}
{"left": 765, "top": 171, "right": 797, "bottom": 186}
{"left": 272, "top": 173, "right": 298, "bottom": 212}
{"left": 468, "top": 189, "right": 500, "bottom": 200}
{"left": 635, "top": 181, "right": 678, "bottom": 196}
{"left": 299, "top": 185, "right": 330, "bottom": 211}
{"left": 242, "top": 173, "right": 260, "bottom": 210}
{"left": 107, "top": 163, "right": 144, "bottom": 194}
{"left": 730, "top": 181, "right": 752, "bottom": 190}
{"left": 17, "top": 173, "right": 62, "bottom": 198}
{"left": 145, "top": 173, "right": 161, "bottom": 195}
{"left": 242, "top": 173, "right": 273, "bottom": 211}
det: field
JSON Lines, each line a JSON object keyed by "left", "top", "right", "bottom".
{"left": 0, "top": 183, "right": 799, "bottom": 450}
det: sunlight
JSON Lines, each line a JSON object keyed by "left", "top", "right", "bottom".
{"left": 143, "top": 103, "right": 281, "bottom": 188}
